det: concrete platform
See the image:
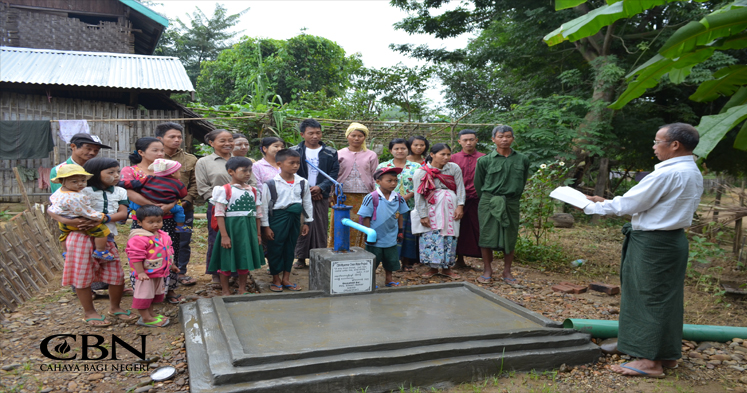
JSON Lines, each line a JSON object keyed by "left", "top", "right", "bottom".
{"left": 181, "top": 282, "right": 600, "bottom": 393}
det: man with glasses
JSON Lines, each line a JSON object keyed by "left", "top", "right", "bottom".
{"left": 583, "top": 123, "right": 703, "bottom": 378}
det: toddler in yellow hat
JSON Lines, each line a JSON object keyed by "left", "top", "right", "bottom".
{"left": 49, "top": 164, "right": 114, "bottom": 261}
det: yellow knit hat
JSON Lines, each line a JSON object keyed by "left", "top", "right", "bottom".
{"left": 346, "top": 122, "right": 370, "bottom": 151}
{"left": 51, "top": 164, "right": 93, "bottom": 183}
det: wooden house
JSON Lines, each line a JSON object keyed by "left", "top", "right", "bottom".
{"left": 0, "top": 0, "right": 213, "bottom": 202}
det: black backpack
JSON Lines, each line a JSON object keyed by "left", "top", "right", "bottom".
{"left": 266, "top": 179, "right": 310, "bottom": 219}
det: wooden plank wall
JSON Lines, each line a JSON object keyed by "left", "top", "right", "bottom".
{"left": 0, "top": 92, "right": 182, "bottom": 203}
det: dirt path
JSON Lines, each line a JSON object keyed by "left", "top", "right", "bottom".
{"left": 2, "top": 223, "right": 746, "bottom": 393}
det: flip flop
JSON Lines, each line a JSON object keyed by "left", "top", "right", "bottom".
{"left": 107, "top": 310, "right": 138, "bottom": 321}
{"left": 441, "top": 272, "right": 461, "bottom": 279}
{"left": 421, "top": 271, "right": 437, "bottom": 278}
{"left": 403, "top": 265, "right": 415, "bottom": 272}
{"left": 136, "top": 316, "right": 170, "bottom": 328}
{"left": 616, "top": 363, "right": 665, "bottom": 378}
{"left": 475, "top": 275, "right": 492, "bottom": 284}
{"left": 502, "top": 277, "right": 517, "bottom": 283}
{"left": 283, "top": 284, "right": 302, "bottom": 291}
{"left": 177, "top": 276, "right": 197, "bottom": 286}
{"left": 292, "top": 262, "right": 307, "bottom": 269}
{"left": 166, "top": 294, "right": 183, "bottom": 304}
{"left": 385, "top": 281, "right": 401, "bottom": 287}
{"left": 270, "top": 284, "right": 283, "bottom": 292}
{"left": 83, "top": 316, "right": 111, "bottom": 327}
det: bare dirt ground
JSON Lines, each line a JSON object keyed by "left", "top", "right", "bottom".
{"left": 1, "top": 216, "right": 746, "bottom": 393}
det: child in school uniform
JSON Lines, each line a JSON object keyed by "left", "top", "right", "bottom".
{"left": 208, "top": 157, "right": 265, "bottom": 296}
{"left": 358, "top": 167, "right": 410, "bottom": 287}
{"left": 260, "top": 149, "right": 313, "bottom": 292}
{"left": 125, "top": 205, "right": 178, "bottom": 327}
{"left": 48, "top": 164, "right": 113, "bottom": 261}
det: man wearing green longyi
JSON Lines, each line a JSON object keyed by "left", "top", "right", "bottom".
{"left": 583, "top": 123, "right": 703, "bottom": 378}
{"left": 474, "top": 125, "right": 530, "bottom": 283}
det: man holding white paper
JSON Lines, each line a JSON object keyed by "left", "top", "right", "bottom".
{"left": 582, "top": 123, "right": 703, "bottom": 378}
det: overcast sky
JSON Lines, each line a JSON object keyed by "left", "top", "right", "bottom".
{"left": 151, "top": 0, "right": 474, "bottom": 108}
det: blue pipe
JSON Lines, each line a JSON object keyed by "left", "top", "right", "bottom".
{"left": 341, "top": 218, "right": 377, "bottom": 244}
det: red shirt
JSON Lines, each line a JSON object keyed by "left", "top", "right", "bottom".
{"left": 451, "top": 150, "right": 485, "bottom": 200}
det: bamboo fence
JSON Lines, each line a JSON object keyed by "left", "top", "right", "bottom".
{"left": 0, "top": 207, "right": 63, "bottom": 319}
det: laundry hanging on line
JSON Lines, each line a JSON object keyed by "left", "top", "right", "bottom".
{"left": 58, "top": 120, "right": 90, "bottom": 143}
{"left": 0, "top": 120, "right": 54, "bottom": 160}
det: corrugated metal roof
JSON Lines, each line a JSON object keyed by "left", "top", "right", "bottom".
{"left": 0, "top": 47, "right": 194, "bottom": 92}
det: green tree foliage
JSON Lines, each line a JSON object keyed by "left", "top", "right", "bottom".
{"left": 197, "top": 35, "right": 363, "bottom": 105}
{"left": 391, "top": 0, "right": 742, "bottom": 183}
{"left": 155, "top": 4, "right": 246, "bottom": 85}
{"left": 545, "top": 0, "right": 747, "bottom": 158}
{"left": 362, "top": 64, "right": 435, "bottom": 122}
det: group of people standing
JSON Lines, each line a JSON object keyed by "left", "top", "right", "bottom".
{"left": 47, "top": 115, "right": 705, "bottom": 381}
{"left": 49, "top": 119, "right": 530, "bottom": 326}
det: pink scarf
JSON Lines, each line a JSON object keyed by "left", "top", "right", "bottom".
{"left": 417, "top": 165, "right": 457, "bottom": 204}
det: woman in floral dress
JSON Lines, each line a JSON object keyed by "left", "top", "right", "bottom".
{"left": 377, "top": 138, "right": 421, "bottom": 270}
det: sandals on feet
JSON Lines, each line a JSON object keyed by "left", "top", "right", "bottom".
{"left": 92, "top": 250, "right": 115, "bottom": 261}
{"left": 475, "top": 275, "right": 492, "bottom": 284}
{"left": 270, "top": 284, "right": 283, "bottom": 292}
{"left": 83, "top": 316, "right": 111, "bottom": 327}
{"left": 421, "top": 270, "right": 438, "bottom": 278}
{"left": 107, "top": 310, "right": 138, "bottom": 321}
{"left": 136, "top": 316, "right": 170, "bottom": 328}
{"left": 283, "top": 284, "right": 301, "bottom": 291}
{"left": 292, "top": 262, "right": 307, "bottom": 269}
{"left": 615, "top": 363, "right": 665, "bottom": 378}
{"left": 166, "top": 294, "right": 183, "bottom": 304}
{"left": 441, "top": 271, "right": 461, "bottom": 279}
{"left": 385, "top": 281, "right": 401, "bottom": 287}
{"left": 177, "top": 275, "right": 197, "bottom": 286}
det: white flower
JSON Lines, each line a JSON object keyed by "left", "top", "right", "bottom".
{"left": 540, "top": 164, "right": 547, "bottom": 169}
{"left": 559, "top": 162, "right": 565, "bottom": 167}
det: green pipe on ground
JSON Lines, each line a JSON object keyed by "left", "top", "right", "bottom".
{"left": 563, "top": 319, "right": 747, "bottom": 342}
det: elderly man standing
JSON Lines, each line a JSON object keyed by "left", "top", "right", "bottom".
{"left": 474, "top": 125, "right": 530, "bottom": 283}
{"left": 583, "top": 123, "right": 703, "bottom": 378}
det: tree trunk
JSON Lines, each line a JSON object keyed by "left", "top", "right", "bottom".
{"left": 571, "top": 56, "right": 618, "bottom": 183}
{"left": 591, "top": 157, "right": 610, "bottom": 225}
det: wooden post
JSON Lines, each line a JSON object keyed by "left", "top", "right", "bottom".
{"left": 13, "top": 167, "right": 33, "bottom": 211}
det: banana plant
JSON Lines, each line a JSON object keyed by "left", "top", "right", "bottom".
{"left": 544, "top": 0, "right": 747, "bottom": 157}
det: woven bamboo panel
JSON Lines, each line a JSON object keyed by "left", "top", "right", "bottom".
{"left": 0, "top": 207, "right": 63, "bottom": 318}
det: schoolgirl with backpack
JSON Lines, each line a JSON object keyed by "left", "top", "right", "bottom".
{"left": 207, "top": 157, "right": 264, "bottom": 296}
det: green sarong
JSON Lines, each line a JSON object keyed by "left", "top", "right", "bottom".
{"left": 266, "top": 204, "right": 303, "bottom": 275}
{"left": 477, "top": 192, "right": 520, "bottom": 253}
{"left": 618, "top": 223, "right": 689, "bottom": 360}
{"left": 208, "top": 215, "right": 264, "bottom": 274}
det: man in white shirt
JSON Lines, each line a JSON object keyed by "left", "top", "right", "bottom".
{"left": 583, "top": 123, "right": 703, "bottom": 378}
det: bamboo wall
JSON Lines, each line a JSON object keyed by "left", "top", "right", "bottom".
{"left": 0, "top": 92, "right": 183, "bottom": 203}
{"left": 0, "top": 3, "right": 134, "bottom": 53}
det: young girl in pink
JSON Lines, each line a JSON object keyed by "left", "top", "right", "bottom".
{"left": 125, "top": 205, "right": 178, "bottom": 327}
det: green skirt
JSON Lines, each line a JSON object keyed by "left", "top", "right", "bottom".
{"left": 208, "top": 215, "right": 265, "bottom": 273}
{"left": 618, "top": 223, "right": 689, "bottom": 360}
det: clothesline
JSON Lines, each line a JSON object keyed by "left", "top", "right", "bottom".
{"left": 49, "top": 116, "right": 258, "bottom": 122}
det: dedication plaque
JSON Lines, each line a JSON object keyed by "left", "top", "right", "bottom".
{"left": 330, "top": 260, "right": 373, "bottom": 294}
